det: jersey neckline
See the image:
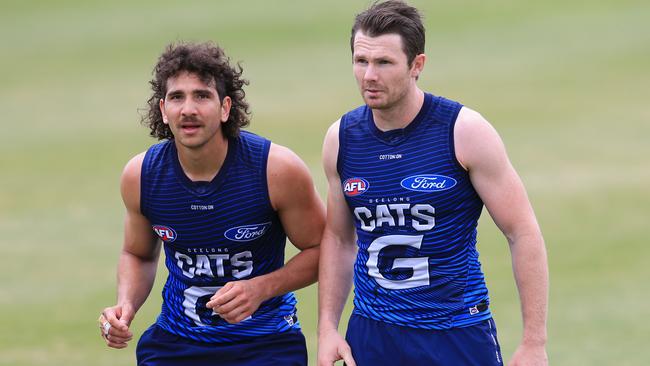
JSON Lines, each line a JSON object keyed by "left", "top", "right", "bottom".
{"left": 365, "top": 93, "right": 436, "bottom": 145}
{"left": 170, "top": 137, "right": 238, "bottom": 196}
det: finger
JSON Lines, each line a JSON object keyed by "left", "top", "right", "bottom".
{"left": 223, "top": 310, "right": 250, "bottom": 324}
{"left": 340, "top": 346, "right": 356, "bottom": 366}
{"left": 106, "top": 333, "right": 133, "bottom": 344}
{"left": 102, "top": 316, "right": 131, "bottom": 338}
{"left": 99, "top": 312, "right": 115, "bottom": 339}
{"left": 207, "top": 283, "right": 237, "bottom": 308}
{"left": 102, "top": 308, "right": 122, "bottom": 329}
{"left": 342, "top": 355, "right": 357, "bottom": 366}
{"left": 213, "top": 294, "right": 247, "bottom": 315}
{"left": 97, "top": 314, "right": 108, "bottom": 334}
{"left": 318, "top": 355, "right": 342, "bottom": 366}
{"left": 102, "top": 310, "right": 133, "bottom": 339}
{"left": 211, "top": 282, "right": 234, "bottom": 299}
{"left": 105, "top": 337, "right": 130, "bottom": 349}
{"left": 117, "top": 306, "right": 135, "bottom": 332}
{"left": 108, "top": 325, "right": 133, "bottom": 339}
{"left": 216, "top": 304, "right": 243, "bottom": 321}
{"left": 231, "top": 310, "right": 253, "bottom": 324}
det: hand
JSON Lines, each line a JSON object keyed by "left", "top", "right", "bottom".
{"left": 317, "top": 328, "right": 356, "bottom": 366}
{"left": 206, "top": 280, "right": 266, "bottom": 324}
{"left": 99, "top": 304, "right": 135, "bottom": 349}
{"left": 508, "top": 343, "right": 548, "bottom": 366}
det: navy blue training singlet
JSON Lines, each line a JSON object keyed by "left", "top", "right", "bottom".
{"left": 140, "top": 131, "right": 300, "bottom": 343}
{"left": 338, "top": 93, "right": 492, "bottom": 329}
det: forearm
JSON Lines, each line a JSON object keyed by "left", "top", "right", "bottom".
{"left": 116, "top": 250, "right": 159, "bottom": 313}
{"left": 318, "top": 233, "right": 356, "bottom": 333}
{"left": 251, "top": 245, "right": 320, "bottom": 301}
{"left": 510, "top": 233, "right": 549, "bottom": 345}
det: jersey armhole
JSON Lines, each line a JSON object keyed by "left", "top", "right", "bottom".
{"left": 448, "top": 105, "right": 468, "bottom": 173}
{"left": 139, "top": 147, "right": 154, "bottom": 217}
{"left": 336, "top": 115, "right": 347, "bottom": 178}
{"left": 261, "top": 138, "right": 273, "bottom": 210}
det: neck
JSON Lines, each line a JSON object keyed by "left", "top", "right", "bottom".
{"left": 372, "top": 88, "right": 425, "bottom": 131}
{"left": 175, "top": 134, "right": 229, "bottom": 182}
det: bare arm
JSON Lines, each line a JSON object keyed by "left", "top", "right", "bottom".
{"left": 207, "top": 144, "right": 325, "bottom": 323}
{"left": 455, "top": 107, "right": 548, "bottom": 365}
{"left": 101, "top": 153, "right": 161, "bottom": 349}
{"left": 257, "top": 143, "right": 325, "bottom": 297}
{"left": 317, "top": 120, "right": 358, "bottom": 366}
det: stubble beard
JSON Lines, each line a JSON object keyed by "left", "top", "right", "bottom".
{"left": 363, "top": 86, "right": 409, "bottom": 111}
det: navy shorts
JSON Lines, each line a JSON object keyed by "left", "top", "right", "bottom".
{"left": 345, "top": 314, "right": 503, "bottom": 366}
{"left": 136, "top": 324, "right": 307, "bottom": 366}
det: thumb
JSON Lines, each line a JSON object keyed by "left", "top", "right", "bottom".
{"left": 340, "top": 345, "right": 356, "bottom": 366}
{"left": 117, "top": 304, "right": 135, "bottom": 330}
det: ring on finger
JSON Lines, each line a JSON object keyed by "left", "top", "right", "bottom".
{"left": 98, "top": 314, "right": 111, "bottom": 338}
{"left": 102, "top": 321, "right": 111, "bottom": 336}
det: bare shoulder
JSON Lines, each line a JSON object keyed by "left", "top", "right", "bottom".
{"left": 120, "top": 152, "right": 147, "bottom": 211}
{"left": 323, "top": 119, "right": 341, "bottom": 151}
{"left": 323, "top": 119, "right": 341, "bottom": 144}
{"left": 267, "top": 143, "right": 315, "bottom": 209}
{"left": 454, "top": 107, "right": 506, "bottom": 170}
{"left": 267, "top": 143, "right": 310, "bottom": 180}
{"left": 455, "top": 107, "right": 499, "bottom": 147}
{"left": 121, "top": 152, "right": 146, "bottom": 183}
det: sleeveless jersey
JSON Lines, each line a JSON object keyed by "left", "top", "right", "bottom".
{"left": 338, "top": 93, "right": 491, "bottom": 329}
{"left": 140, "top": 131, "right": 300, "bottom": 343}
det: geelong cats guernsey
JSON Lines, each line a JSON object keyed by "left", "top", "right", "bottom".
{"left": 338, "top": 93, "right": 491, "bottom": 329}
{"left": 140, "top": 131, "right": 299, "bottom": 343}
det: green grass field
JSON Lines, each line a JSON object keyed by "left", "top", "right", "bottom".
{"left": 1, "top": 0, "right": 649, "bottom": 364}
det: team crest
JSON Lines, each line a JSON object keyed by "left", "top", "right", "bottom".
{"left": 152, "top": 225, "right": 177, "bottom": 242}
{"left": 224, "top": 222, "right": 272, "bottom": 242}
{"left": 343, "top": 178, "right": 369, "bottom": 197}
{"left": 400, "top": 174, "right": 457, "bottom": 192}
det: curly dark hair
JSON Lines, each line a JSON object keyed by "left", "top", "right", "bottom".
{"left": 142, "top": 42, "right": 250, "bottom": 140}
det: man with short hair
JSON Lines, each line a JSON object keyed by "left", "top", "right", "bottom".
{"left": 99, "top": 42, "right": 325, "bottom": 366}
{"left": 318, "top": 1, "right": 548, "bottom": 365}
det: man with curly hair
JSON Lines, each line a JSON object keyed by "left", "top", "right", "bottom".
{"left": 99, "top": 42, "right": 325, "bottom": 366}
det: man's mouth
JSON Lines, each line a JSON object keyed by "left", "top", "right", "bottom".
{"left": 181, "top": 123, "right": 201, "bottom": 133}
{"left": 364, "top": 88, "right": 383, "bottom": 97}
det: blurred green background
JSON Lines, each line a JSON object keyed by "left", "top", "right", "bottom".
{"left": 1, "top": 0, "right": 648, "bottom": 365}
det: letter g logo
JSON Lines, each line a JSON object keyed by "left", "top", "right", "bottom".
{"left": 366, "top": 234, "right": 430, "bottom": 290}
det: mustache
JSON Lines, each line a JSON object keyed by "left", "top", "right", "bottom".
{"left": 180, "top": 115, "right": 200, "bottom": 123}
{"left": 363, "top": 83, "right": 382, "bottom": 90}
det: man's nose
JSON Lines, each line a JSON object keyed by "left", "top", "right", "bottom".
{"left": 364, "top": 64, "right": 378, "bottom": 82}
{"left": 181, "top": 98, "right": 198, "bottom": 116}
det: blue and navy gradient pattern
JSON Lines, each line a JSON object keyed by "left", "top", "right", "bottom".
{"left": 338, "top": 94, "right": 492, "bottom": 329}
{"left": 140, "top": 131, "right": 299, "bottom": 343}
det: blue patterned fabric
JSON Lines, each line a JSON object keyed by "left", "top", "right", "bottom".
{"left": 338, "top": 94, "right": 491, "bottom": 329}
{"left": 140, "top": 131, "right": 300, "bottom": 343}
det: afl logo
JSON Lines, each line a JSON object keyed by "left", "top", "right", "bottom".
{"left": 152, "top": 225, "right": 177, "bottom": 242}
{"left": 225, "top": 222, "right": 272, "bottom": 242}
{"left": 400, "top": 174, "right": 457, "bottom": 192}
{"left": 343, "top": 178, "right": 369, "bottom": 197}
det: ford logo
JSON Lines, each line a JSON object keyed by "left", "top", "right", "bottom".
{"left": 400, "top": 174, "right": 457, "bottom": 192}
{"left": 224, "top": 222, "right": 272, "bottom": 242}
